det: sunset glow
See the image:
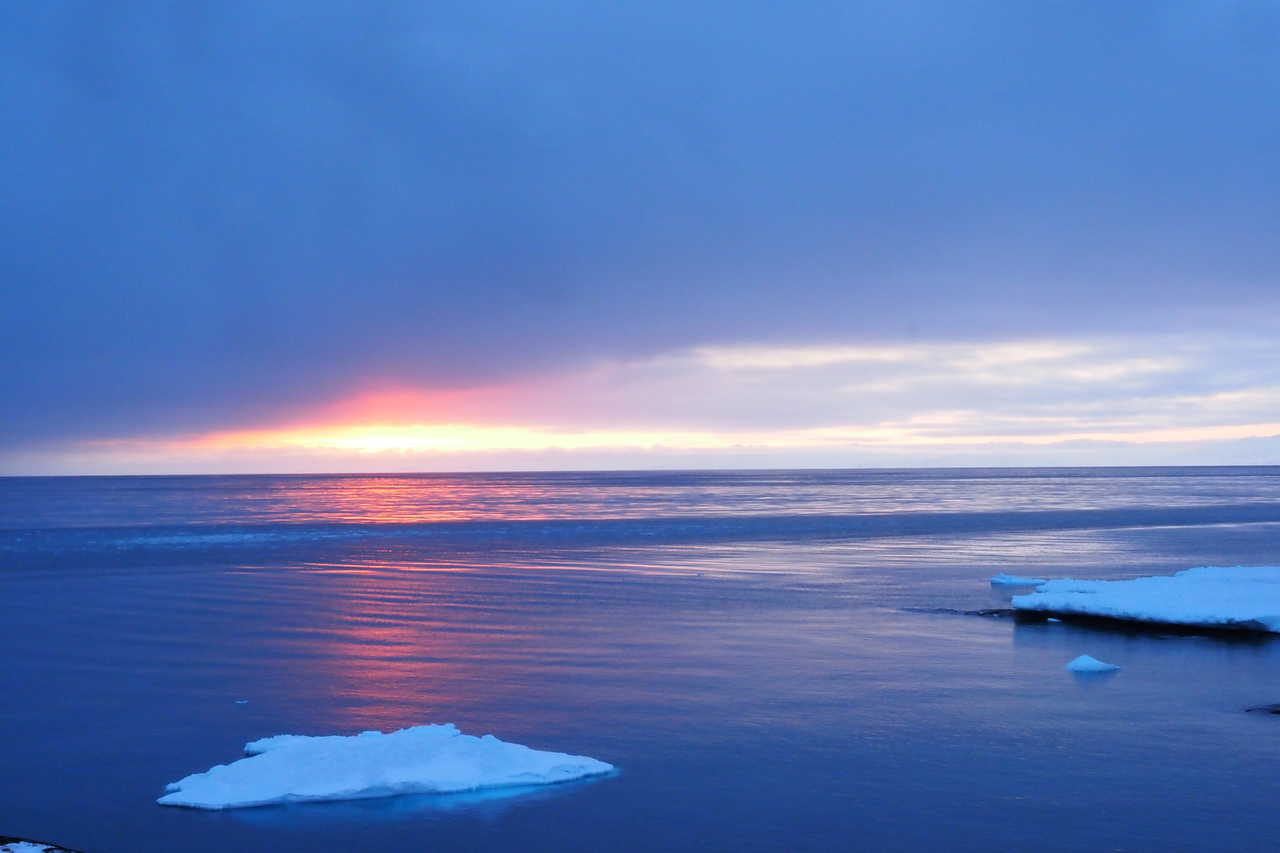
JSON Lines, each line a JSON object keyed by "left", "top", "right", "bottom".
{"left": 168, "top": 418, "right": 1280, "bottom": 456}
{"left": 10, "top": 332, "right": 1277, "bottom": 475}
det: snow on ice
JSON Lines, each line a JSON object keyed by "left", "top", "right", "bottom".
{"left": 1065, "top": 655, "right": 1120, "bottom": 673}
{"left": 1011, "top": 566, "right": 1280, "bottom": 632}
{"left": 158, "top": 723, "right": 614, "bottom": 809}
{"left": 990, "top": 573, "right": 1049, "bottom": 586}
{"left": 0, "top": 840, "right": 79, "bottom": 853}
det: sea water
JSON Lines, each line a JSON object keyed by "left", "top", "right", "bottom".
{"left": 3, "top": 468, "right": 1280, "bottom": 851}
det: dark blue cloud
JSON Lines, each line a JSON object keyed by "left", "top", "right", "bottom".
{"left": 3, "top": 0, "right": 1279, "bottom": 444}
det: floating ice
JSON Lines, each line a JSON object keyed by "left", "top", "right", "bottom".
{"left": 158, "top": 723, "right": 614, "bottom": 810}
{"left": 1066, "top": 654, "right": 1120, "bottom": 673}
{"left": 990, "top": 573, "right": 1048, "bottom": 586}
{"left": 1012, "top": 566, "right": 1280, "bottom": 632}
{"left": 0, "top": 840, "right": 78, "bottom": 853}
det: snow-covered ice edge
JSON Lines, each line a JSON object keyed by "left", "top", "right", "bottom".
{"left": 0, "top": 838, "right": 83, "bottom": 853}
{"left": 1008, "top": 566, "right": 1280, "bottom": 633}
{"left": 990, "top": 573, "right": 1048, "bottom": 586}
{"left": 159, "top": 723, "right": 615, "bottom": 810}
{"left": 1065, "top": 654, "right": 1120, "bottom": 673}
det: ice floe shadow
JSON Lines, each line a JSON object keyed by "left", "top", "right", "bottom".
{"left": 907, "top": 604, "right": 1279, "bottom": 643}
{"left": 1009, "top": 611, "right": 1278, "bottom": 643}
{"left": 225, "top": 774, "right": 616, "bottom": 827}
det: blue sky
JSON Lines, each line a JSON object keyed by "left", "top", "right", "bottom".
{"left": 3, "top": 1, "right": 1279, "bottom": 473}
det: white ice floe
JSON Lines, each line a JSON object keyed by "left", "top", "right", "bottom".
{"left": 1, "top": 841, "right": 77, "bottom": 853}
{"left": 1012, "top": 566, "right": 1280, "bottom": 632}
{"left": 158, "top": 723, "right": 614, "bottom": 810}
{"left": 1065, "top": 654, "right": 1120, "bottom": 673}
{"left": 990, "top": 573, "right": 1048, "bottom": 586}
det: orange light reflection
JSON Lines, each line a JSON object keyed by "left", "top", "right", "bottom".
{"left": 281, "top": 558, "right": 622, "bottom": 733}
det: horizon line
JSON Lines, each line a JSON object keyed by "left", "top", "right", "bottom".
{"left": 5, "top": 462, "right": 1280, "bottom": 480}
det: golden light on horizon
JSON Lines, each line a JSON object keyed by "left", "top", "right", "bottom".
{"left": 19, "top": 335, "right": 1273, "bottom": 477}
{"left": 190, "top": 423, "right": 801, "bottom": 454}
{"left": 177, "top": 419, "right": 1280, "bottom": 456}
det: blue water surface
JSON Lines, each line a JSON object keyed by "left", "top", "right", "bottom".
{"left": 3, "top": 468, "right": 1280, "bottom": 851}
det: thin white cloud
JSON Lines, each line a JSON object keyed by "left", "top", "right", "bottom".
{"left": 694, "top": 344, "right": 918, "bottom": 369}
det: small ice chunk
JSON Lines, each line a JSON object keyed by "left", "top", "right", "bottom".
{"left": 990, "top": 573, "right": 1048, "bottom": 586}
{"left": 234, "top": 700, "right": 249, "bottom": 704}
{"left": 1, "top": 841, "right": 77, "bottom": 853}
{"left": 1066, "top": 654, "right": 1120, "bottom": 673}
{"left": 1012, "top": 566, "right": 1280, "bottom": 632}
{"left": 158, "top": 723, "right": 613, "bottom": 810}
{"left": 1046, "top": 617, "right": 1062, "bottom": 623}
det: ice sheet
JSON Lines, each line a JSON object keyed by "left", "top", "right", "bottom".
{"left": 159, "top": 724, "right": 613, "bottom": 810}
{"left": 1012, "top": 566, "right": 1280, "bottom": 632}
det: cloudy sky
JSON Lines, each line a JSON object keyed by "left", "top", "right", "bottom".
{"left": 3, "top": 0, "right": 1279, "bottom": 474}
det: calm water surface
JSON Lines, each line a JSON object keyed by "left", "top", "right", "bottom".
{"left": 3, "top": 468, "right": 1280, "bottom": 851}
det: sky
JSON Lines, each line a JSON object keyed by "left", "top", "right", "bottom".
{"left": 3, "top": 0, "right": 1279, "bottom": 475}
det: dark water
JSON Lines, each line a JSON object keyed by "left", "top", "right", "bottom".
{"left": 3, "top": 468, "right": 1280, "bottom": 852}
